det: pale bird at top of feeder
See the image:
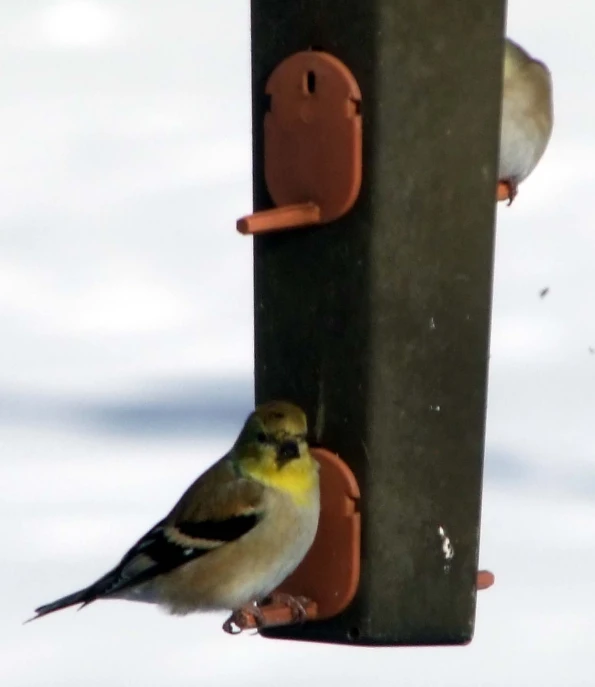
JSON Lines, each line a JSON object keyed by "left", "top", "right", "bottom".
{"left": 499, "top": 37, "right": 553, "bottom": 204}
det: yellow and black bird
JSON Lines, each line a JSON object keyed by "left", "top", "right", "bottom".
{"left": 29, "top": 401, "right": 320, "bottom": 627}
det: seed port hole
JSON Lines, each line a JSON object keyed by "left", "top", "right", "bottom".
{"left": 347, "top": 626, "right": 361, "bottom": 641}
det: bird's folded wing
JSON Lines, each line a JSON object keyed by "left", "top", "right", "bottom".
{"left": 103, "top": 509, "right": 263, "bottom": 596}
{"left": 101, "top": 461, "right": 267, "bottom": 596}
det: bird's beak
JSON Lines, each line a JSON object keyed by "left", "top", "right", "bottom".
{"left": 276, "top": 439, "right": 301, "bottom": 466}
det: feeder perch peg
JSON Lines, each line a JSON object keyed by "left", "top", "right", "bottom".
{"left": 237, "top": 50, "right": 363, "bottom": 235}
{"left": 477, "top": 570, "right": 495, "bottom": 590}
{"left": 223, "top": 448, "right": 362, "bottom": 634}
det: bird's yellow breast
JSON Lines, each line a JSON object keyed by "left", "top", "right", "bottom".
{"left": 242, "top": 452, "right": 319, "bottom": 506}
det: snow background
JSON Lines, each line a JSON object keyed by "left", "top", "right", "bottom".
{"left": 1, "top": 1, "right": 594, "bottom": 685}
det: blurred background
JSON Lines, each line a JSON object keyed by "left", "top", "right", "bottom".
{"left": 1, "top": 1, "right": 594, "bottom": 685}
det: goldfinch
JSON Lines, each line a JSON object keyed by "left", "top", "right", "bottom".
{"left": 499, "top": 37, "right": 553, "bottom": 204}
{"left": 29, "top": 401, "right": 320, "bottom": 627}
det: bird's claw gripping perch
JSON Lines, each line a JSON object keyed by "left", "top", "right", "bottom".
{"left": 261, "top": 592, "right": 312, "bottom": 622}
{"left": 497, "top": 179, "right": 518, "bottom": 205}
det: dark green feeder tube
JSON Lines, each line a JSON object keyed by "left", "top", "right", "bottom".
{"left": 251, "top": 0, "right": 506, "bottom": 646}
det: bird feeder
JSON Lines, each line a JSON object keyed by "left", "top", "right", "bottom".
{"left": 233, "top": 0, "right": 505, "bottom": 646}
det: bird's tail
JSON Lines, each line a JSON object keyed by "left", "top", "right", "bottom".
{"left": 26, "top": 581, "right": 102, "bottom": 623}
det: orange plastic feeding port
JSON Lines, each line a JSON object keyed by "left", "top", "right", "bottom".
{"left": 237, "top": 50, "right": 362, "bottom": 235}
{"left": 222, "top": 448, "right": 361, "bottom": 634}
{"left": 222, "top": 448, "right": 494, "bottom": 634}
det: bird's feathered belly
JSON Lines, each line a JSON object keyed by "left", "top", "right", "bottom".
{"left": 499, "top": 83, "right": 552, "bottom": 184}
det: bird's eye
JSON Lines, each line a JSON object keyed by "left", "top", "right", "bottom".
{"left": 277, "top": 440, "right": 300, "bottom": 462}
{"left": 256, "top": 432, "right": 268, "bottom": 444}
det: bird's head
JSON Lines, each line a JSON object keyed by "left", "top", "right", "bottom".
{"left": 504, "top": 37, "right": 548, "bottom": 79}
{"left": 234, "top": 401, "right": 319, "bottom": 502}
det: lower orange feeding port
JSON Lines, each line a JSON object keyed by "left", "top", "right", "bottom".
{"left": 222, "top": 448, "right": 361, "bottom": 634}
{"left": 221, "top": 448, "right": 495, "bottom": 636}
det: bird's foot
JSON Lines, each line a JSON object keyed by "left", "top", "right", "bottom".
{"left": 258, "top": 592, "right": 311, "bottom": 624}
{"left": 503, "top": 178, "right": 518, "bottom": 206}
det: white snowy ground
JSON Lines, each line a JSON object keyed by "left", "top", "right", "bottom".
{"left": 1, "top": 2, "right": 594, "bottom": 686}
